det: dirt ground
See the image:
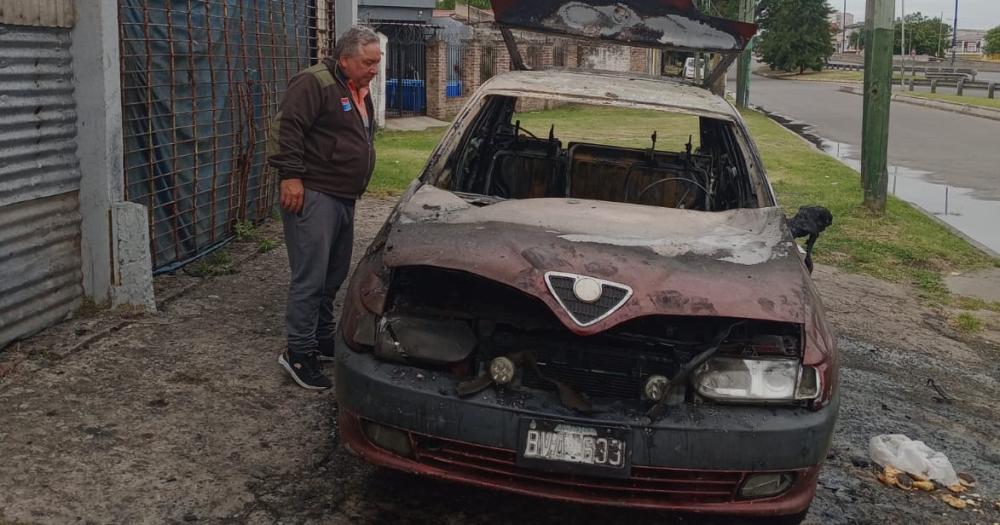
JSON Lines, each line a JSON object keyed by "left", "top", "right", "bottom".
{"left": 1, "top": 197, "right": 998, "bottom": 525}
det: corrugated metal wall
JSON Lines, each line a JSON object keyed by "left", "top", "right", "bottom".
{"left": 0, "top": 0, "right": 75, "bottom": 28}
{"left": 0, "top": 24, "right": 83, "bottom": 349}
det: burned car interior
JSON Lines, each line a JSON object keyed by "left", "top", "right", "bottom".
{"left": 441, "top": 96, "right": 764, "bottom": 211}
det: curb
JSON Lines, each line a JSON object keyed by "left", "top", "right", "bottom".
{"left": 838, "top": 86, "right": 1000, "bottom": 122}
{"left": 753, "top": 71, "right": 863, "bottom": 84}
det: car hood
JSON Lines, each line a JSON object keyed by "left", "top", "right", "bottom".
{"left": 383, "top": 185, "right": 817, "bottom": 334}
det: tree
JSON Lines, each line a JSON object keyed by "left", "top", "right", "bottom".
{"left": 756, "top": 0, "right": 834, "bottom": 74}
{"left": 850, "top": 30, "right": 865, "bottom": 51}
{"left": 893, "top": 13, "right": 952, "bottom": 57}
{"left": 986, "top": 26, "right": 1000, "bottom": 55}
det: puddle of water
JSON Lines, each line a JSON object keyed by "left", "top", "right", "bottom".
{"left": 762, "top": 110, "right": 1000, "bottom": 256}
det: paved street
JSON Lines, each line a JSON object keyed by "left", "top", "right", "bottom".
{"left": 746, "top": 73, "right": 1000, "bottom": 253}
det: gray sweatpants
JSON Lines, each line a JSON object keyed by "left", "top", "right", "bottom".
{"left": 282, "top": 187, "right": 355, "bottom": 354}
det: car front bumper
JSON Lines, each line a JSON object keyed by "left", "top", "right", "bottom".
{"left": 335, "top": 338, "right": 837, "bottom": 516}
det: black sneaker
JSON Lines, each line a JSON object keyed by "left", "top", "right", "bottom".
{"left": 318, "top": 337, "right": 336, "bottom": 362}
{"left": 278, "top": 350, "right": 332, "bottom": 390}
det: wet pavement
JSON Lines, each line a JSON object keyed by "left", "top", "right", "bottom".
{"left": 749, "top": 74, "right": 1000, "bottom": 254}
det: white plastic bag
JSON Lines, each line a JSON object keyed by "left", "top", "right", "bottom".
{"left": 869, "top": 434, "right": 960, "bottom": 486}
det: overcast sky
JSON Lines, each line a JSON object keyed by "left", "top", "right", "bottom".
{"left": 836, "top": 0, "right": 999, "bottom": 30}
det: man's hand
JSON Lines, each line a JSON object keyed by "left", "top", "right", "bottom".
{"left": 280, "top": 178, "right": 305, "bottom": 214}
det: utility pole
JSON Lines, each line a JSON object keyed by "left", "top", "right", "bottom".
{"left": 900, "top": 0, "right": 906, "bottom": 82}
{"left": 842, "top": 0, "right": 848, "bottom": 52}
{"left": 736, "top": 0, "right": 754, "bottom": 108}
{"left": 938, "top": 12, "right": 944, "bottom": 57}
{"left": 861, "top": 0, "right": 894, "bottom": 213}
{"left": 950, "top": 0, "right": 959, "bottom": 65}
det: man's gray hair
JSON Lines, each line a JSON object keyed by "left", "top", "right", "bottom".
{"left": 335, "top": 26, "right": 380, "bottom": 59}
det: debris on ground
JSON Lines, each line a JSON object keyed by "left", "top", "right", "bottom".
{"left": 942, "top": 494, "right": 968, "bottom": 510}
{"left": 869, "top": 434, "right": 960, "bottom": 486}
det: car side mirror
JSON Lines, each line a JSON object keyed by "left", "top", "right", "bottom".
{"left": 786, "top": 206, "right": 833, "bottom": 274}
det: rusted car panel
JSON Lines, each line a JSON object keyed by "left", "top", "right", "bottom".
{"left": 391, "top": 185, "right": 810, "bottom": 326}
{"left": 475, "top": 69, "right": 741, "bottom": 121}
{"left": 491, "top": 0, "right": 756, "bottom": 54}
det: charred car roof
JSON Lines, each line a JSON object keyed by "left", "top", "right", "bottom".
{"left": 477, "top": 69, "right": 740, "bottom": 121}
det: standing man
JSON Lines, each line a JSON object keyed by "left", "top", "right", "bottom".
{"left": 268, "top": 26, "right": 381, "bottom": 390}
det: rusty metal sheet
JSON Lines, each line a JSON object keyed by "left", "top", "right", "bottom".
{"left": 490, "top": 0, "right": 756, "bottom": 54}
{"left": 0, "top": 0, "right": 75, "bottom": 28}
{"left": 385, "top": 185, "right": 816, "bottom": 331}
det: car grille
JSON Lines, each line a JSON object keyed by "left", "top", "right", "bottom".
{"left": 545, "top": 274, "right": 630, "bottom": 326}
{"left": 486, "top": 330, "right": 683, "bottom": 401}
{"left": 412, "top": 434, "right": 743, "bottom": 503}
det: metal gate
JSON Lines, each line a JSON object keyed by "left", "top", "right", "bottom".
{"left": 118, "top": 0, "right": 333, "bottom": 272}
{"left": 378, "top": 24, "right": 430, "bottom": 118}
{"left": 0, "top": 23, "right": 84, "bottom": 349}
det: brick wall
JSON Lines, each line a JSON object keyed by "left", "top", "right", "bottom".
{"left": 426, "top": 38, "right": 449, "bottom": 121}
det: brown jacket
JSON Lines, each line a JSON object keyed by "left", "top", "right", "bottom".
{"left": 268, "top": 59, "right": 376, "bottom": 200}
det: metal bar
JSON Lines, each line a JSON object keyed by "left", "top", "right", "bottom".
{"left": 206, "top": 0, "right": 220, "bottom": 245}
{"left": 186, "top": 0, "right": 201, "bottom": 256}
{"left": 500, "top": 26, "right": 527, "bottom": 71}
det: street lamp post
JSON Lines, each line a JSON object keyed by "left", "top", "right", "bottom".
{"left": 843, "top": 0, "right": 848, "bottom": 52}
{"left": 951, "top": 0, "right": 959, "bottom": 65}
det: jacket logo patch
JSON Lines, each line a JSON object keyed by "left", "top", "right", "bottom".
{"left": 341, "top": 97, "right": 352, "bottom": 112}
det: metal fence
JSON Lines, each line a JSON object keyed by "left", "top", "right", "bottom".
{"left": 118, "top": 0, "right": 333, "bottom": 272}
{"left": 378, "top": 24, "right": 431, "bottom": 118}
{"left": 446, "top": 41, "right": 464, "bottom": 98}
{"left": 480, "top": 41, "right": 505, "bottom": 83}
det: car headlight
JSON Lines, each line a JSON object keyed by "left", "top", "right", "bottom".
{"left": 693, "top": 357, "right": 820, "bottom": 403}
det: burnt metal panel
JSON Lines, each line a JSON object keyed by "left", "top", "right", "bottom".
{"left": 0, "top": 23, "right": 83, "bottom": 349}
{"left": 0, "top": 0, "right": 75, "bottom": 28}
{"left": 490, "top": 0, "right": 756, "bottom": 54}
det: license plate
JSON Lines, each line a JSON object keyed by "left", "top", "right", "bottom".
{"left": 517, "top": 418, "right": 630, "bottom": 478}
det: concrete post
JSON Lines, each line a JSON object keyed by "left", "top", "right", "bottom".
{"left": 956, "top": 79, "right": 964, "bottom": 96}
{"left": 908, "top": 78, "right": 914, "bottom": 91}
{"left": 931, "top": 79, "right": 937, "bottom": 93}
{"left": 989, "top": 82, "right": 996, "bottom": 99}
{"left": 371, "top": 32, "right": 389, "bottom": 128}
{"left": 72, "top": 0, "right": 155, "bottom": 311}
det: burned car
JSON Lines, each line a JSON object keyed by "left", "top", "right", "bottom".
{"left": 335, "top": 1, "right": 837, "bottom": 522}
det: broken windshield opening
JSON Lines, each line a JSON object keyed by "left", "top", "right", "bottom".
{"left": 431, "top": 96, "right": 764, "bottom": 212}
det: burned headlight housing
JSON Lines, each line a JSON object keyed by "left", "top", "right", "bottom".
{"left": 692, "top": 357, "right": 820, "bottom": 404}
{"left": 373, "top": 315, "right": 477, "bottom": 365}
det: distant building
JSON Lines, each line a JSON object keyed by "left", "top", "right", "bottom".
{"left": 953, "top": 29, "right": 987, "bottom": 56}
{"left": 830, "top": 12, "right": 858, "bottom": 53}
{"left": 829, "top": 11, "right": 856, "bottom": 28}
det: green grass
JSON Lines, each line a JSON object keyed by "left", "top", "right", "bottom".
{"left": 187, "top": 249, "right": 236, "bottom": 277}
{"left": 741, "top": 110, "right": 993, "bottom": 300}
{"left": 901, "top": 92, "right": 1000, "bottom": 110}
{"left": 370, "top": 128, "right": 447, "bottom": 196}
{"left": 954, "top": 296, "right": 1000, "bottom": 312}
{"left": 758, "top": 69, "right": 917, "bottom": 83}
{"left": 953, "top": 312, "right": 984, "bottom": 333}
{"left": 368, "top": 106, "right": 996, "bottom": 299}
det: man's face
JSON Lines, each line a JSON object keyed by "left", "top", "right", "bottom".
{"left": 339, "top": 42, "right": 382, "bottom": 87}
